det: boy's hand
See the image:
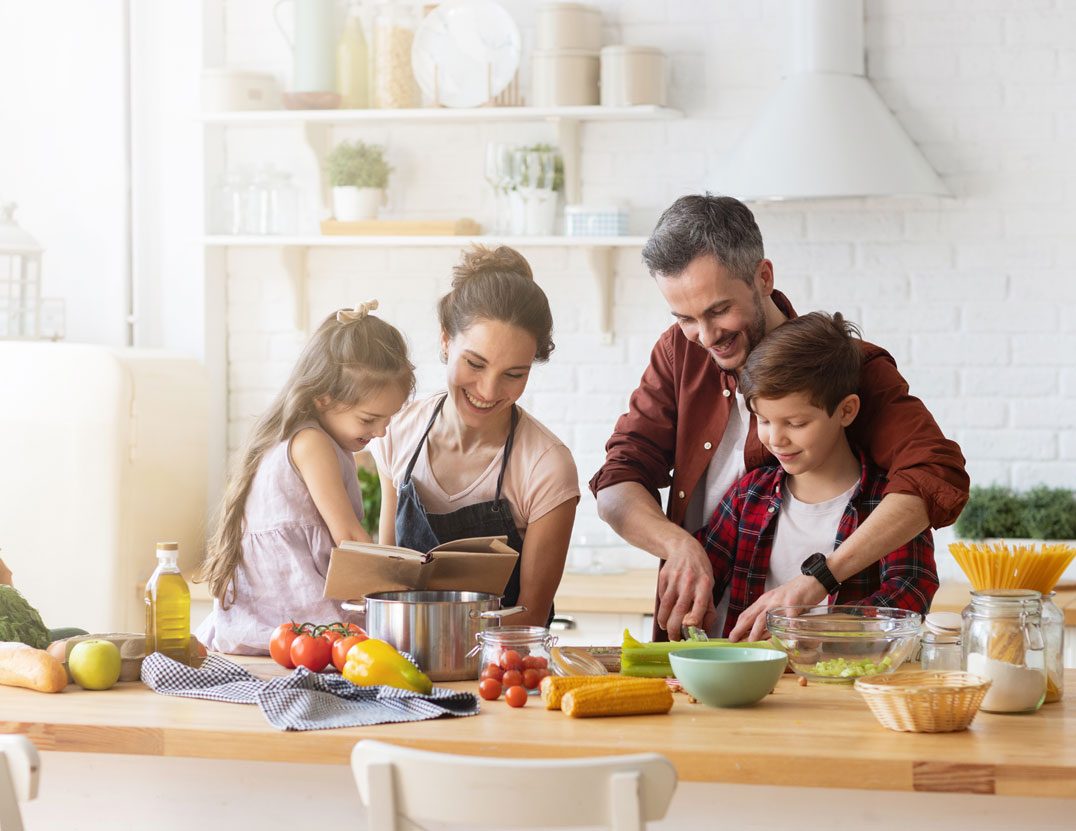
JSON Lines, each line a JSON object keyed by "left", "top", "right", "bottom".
{"left": 728, "top": 574, "right": 827, "bottom": 643}
{"left": 656, "top": 539, "right": 717, "bottom": 640}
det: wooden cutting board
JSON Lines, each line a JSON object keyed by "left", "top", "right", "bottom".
{"left": 321, "top": 218, "right": 481, "bottom": 236}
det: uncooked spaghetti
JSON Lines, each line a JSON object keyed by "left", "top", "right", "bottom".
{"left": 948, "top": 541, "right": 1076, "bottom": 593}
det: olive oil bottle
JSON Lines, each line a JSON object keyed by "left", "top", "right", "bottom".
{"left": 145, "top": 541, "right": 190, "bottom": 663}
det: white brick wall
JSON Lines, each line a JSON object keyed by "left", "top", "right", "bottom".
{"left": 220, "top": 1, "right": 1076, "bottom": 567}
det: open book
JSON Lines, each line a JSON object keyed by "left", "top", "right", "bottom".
{"left": 323, "top": 535, "right": 520, "bottom": 600}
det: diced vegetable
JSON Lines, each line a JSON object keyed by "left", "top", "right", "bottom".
{"left": 808, "top": 656, "right": 893, "bottom": 678}
{"left": 560, "top": 678, "right": 673, "bottom": 718}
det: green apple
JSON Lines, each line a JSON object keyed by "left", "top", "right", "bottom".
{"left": 69, "top": 639, "right": 122, "bottom": 690}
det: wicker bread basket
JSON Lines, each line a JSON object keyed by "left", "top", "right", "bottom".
{"left": 854, "top": 671, "right": 992, "bottom": 733}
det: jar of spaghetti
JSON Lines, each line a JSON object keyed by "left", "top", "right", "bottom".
{"left": 1042, "top": 591, "right": 1065, "bottom": 703}
{"left": 962, "top": 589, "right": 1046, "bottom": 714}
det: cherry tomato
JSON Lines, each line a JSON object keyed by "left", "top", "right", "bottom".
{"left": 502, "top": 669, "right": 523, "bottom": 688}
{"left": 478, "top": 678, "right": 502, "bottom": 700}
{"left": 332, "top": 634, "right": 368, "bottom": 672}
{"left": 290, "top": 633, "right": 332, "bottom": 672}
{"left": 481, "top": 664, "right": 504, "bottom": 683}
{"left": 522, "top": 668, "right": 540, "bottom": 689}
{"left": 505, "top": 685, "right": 528, "bottom": 707}
{"left": 501, "top": 649, "right": 523, "bottom": 671}
{"left": 532, "top": 656, "right": 548, "bottom": 669}
{"left": 521, "top": 655, "right": 536, "bottom": 670}
{"left": 338, "top": 622, "right": 367, "bottom": 637}
{"left": 321, "top": 628, "right": 344, "bottom": 648}
{"left": 270, "top": 622, "right": 301, "bottom": 668}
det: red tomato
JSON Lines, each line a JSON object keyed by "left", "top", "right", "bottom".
{"left": 522, "top": 668, "right": 540, "bottom": 689}
{"left": 291, "top": 633, "right": 332, "bottom": 672}
{"left": 478, "top": 678, "right": 502, "bottom": 700}
{"left": 502, "top": 669, "right": 523, "bottom": 688}
{"left": 332, "top": 634, "right": 368, "bottom": 672}
{"left": 532, "top": 656, "right": 548, "bottom": 669}
{"left": 501, "top": 649, "right": 523, "bottom": 671}
{"left": 270, "top": 623, "right": 301, "bottom": 668}
{"left": 520, "top": 655, "right": 536, "bottom": 670}
{"left": 321, "top": 629, "right": 344, "bottom": 648}
{"left": 505, "top": 685, "right": 528, "bottom": 707}
{"left": 338, "top": 622, "right": 366, "bottom": 636}
{"left": 481, "top": 664, "right": 504, "bottom": 683}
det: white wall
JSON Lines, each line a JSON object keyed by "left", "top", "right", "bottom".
{"left": 214, "top": 0, "right": 1076, "bottom": 570}
{"left": 0, "top": 0, "right": 129, "bottom": 345}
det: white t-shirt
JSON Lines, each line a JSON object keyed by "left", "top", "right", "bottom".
{"left": 765, "top": 481, "right": 858, "bottom": 592}
{"left": 682, "top": 391, "right": 751, "bottom": 533}
{"left": 370, "top": 393, "right": 580, "bottom": 539}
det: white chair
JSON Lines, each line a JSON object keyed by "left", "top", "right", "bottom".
{"left": 0, "top": 735, "right": 40, "bottom": 831}
{"left": 351, "top": 739, "right": 677, "bottom": 831}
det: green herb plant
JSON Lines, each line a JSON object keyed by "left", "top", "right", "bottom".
{"left": 325, "top": 140, "right": 393, "bottom": 189}
{"left": 955, "top": 485, "right": 1076, "bottom": 540}
{"left": 357, "top": 466, "right": 381, "bottom": 538}
{"left": 519, "top": 143, "right": 564, "bottom": 191}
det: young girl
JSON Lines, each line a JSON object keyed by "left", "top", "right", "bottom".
{"left": 196, "top": 300, "right": 414, "bottom": 655}
{"left": 371, "top": 246, "right": 579, "bottom": 628}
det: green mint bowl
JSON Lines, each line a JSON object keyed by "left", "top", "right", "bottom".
{"left": 669, "top": 647, "right": 787, "bottom": 708}
{"left": 766, "top": 605, "right": 922, "bottom": 685}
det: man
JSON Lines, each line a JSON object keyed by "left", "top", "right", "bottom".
{"left": 589, "top": 194, "right": 968, "bottom": 642}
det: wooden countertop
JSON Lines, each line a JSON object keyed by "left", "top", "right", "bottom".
{"left": 553, "top": 567, "right": 657, "bottom": 614}
{"left": 931, "top": 582, "right": 1076, "bottom": 625}
{"left": 2, "top": 659, "right": 1074, "bottom": 798}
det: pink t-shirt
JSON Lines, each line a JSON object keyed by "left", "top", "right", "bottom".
{"left": 370, "top": 393, "right": 579, "bottom": 538}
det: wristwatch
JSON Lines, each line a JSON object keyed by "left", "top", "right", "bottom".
{"left": 800, "top": 552, "right": 841, "bottom": 595}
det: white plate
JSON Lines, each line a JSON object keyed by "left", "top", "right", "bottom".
{"left": 411, "top": 0, "right": 521, "bottom": 108}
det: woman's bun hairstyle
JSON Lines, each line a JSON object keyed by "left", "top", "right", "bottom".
{"left": 438, "top": 244, "right": 554, "bottom": 362}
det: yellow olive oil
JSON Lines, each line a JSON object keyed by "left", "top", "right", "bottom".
{"left": 145, "top": 542, "right": 190, "bottom": 664}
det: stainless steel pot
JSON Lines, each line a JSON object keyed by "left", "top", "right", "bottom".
{"left": 341, "top": 591, "right": 526, "bottom": 681}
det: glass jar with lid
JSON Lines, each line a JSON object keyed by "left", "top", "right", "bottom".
{"left": 473, "top": 626, "right": 555, "bottom": 696}
{"left": 372, "top": 1, "right": 420, "bottom": 108}
{"left": 920, "top": 610, "right": 963, "bottom": 671}
{"left": 962, "top": 589, "right": 1047, "bottom": 714}
{"left": 1042, "top": 590, "right": 1065, "bottom": 703}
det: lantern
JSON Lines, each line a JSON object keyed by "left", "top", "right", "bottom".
{"left": 0, "top": 203, "right": 43, "bottom": 339}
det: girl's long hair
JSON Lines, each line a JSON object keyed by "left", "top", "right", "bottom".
{"left": 197, "top": 303, "right": 414, "bottom": 607}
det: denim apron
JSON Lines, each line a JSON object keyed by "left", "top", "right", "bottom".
{"left": 395, "top": 396, "right": 552, "bottom": 623}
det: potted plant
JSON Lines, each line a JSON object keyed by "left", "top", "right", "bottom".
{"left": 508, "top": 143, "right": 563, "bottom": 235}
{"left": 324, "top": 140, "right": 393, "bottom": 221}
{"left": 948, "top": 485, "right": 1076, "bottom": 581}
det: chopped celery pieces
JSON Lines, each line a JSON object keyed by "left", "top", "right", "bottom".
{"left": 808, "top": 656, "right": 893, "bottom": 678}
{"left": 620, "top": 629, "right": 778, "bottom": 678}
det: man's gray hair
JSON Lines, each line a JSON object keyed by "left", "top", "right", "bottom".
{"left": 641, "top": 194, "right": 764, "bottom": 284}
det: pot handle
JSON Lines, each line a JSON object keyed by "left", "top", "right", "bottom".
{"left": 340, "top": 600, "right": 366, "bottom": 614}
{"left": 476, "top": 605, "right": 527, "bottom": 620}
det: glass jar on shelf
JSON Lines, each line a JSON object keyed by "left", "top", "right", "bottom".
{"left": 211, "top": 171, "right": 245, "bottom": 235}
{"left": 372, "top": 1, "right": 420, "bottom": 108}
{"left": 1042, "top": 590, "right": 1065, "bottom": 703}
{"left": 919, "top": 610, "right": 962, "bottom": 671}
{"left": 242, "top": 168, "right": 272, "bottom": 236}
{"left": 266, "top": 170, "right": 300, "bottom": 236}
{"left": 473, "top": 626, "right": 555, "bottom": 696}
{"left": 962, "top": 589, "right": 1047, "bottom": 714}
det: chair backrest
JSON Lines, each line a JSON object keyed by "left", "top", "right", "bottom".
{"left": 0, "top": 735, "right": 40, "bottom": 831}
{"left": 351, "top": 739, "right": 677, "bottom": 831}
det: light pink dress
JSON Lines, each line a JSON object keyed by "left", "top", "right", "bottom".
{"left": 195, "top": 421, "right": 364, "bottom": 655}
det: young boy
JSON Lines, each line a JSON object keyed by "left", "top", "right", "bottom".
{"left": 697, "top": 311, "right": 938, "bottom": 638}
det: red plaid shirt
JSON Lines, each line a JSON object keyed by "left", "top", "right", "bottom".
{"left": 696, "top": 452, "right": 938, "bottom": 637}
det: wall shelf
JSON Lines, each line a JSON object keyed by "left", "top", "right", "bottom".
{"left": 200, "top": 105, "right": 682, "bottom": 126}
{"left": 206, "top": 235, "right": 643, "bottom": 343}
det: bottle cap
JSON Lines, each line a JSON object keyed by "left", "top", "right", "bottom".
{"left": 156, "top": 542, "right": 179, "bottom": 551}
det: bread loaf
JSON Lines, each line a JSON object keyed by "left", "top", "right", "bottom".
{"left": 0, "top": 642, "right": 68, "bottom": 693}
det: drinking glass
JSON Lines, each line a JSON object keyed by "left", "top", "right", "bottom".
{"left": 483, "top": 142, "right": 515, "bottom": 234}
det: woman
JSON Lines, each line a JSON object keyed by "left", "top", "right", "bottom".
{"left": 370, "top": 245, "right": 578, "bottom": 627}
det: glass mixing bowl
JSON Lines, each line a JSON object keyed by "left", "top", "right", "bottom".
{"left": 766, "top": 605, "right": 923, "bottom": 684}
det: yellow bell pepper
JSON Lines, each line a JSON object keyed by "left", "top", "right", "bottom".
{"left": 342, "top": 638, "right": 433, "bottom": 694}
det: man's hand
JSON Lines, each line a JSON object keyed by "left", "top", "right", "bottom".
{"left": 728, "top": 574, "right": 827, "bottom": 643}
{"left": 656, "top": 537, "right": 717, "bottom": 640}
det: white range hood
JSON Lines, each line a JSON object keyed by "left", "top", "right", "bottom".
{"left": 716, "top": 0, "right": 949, "bottom": 202}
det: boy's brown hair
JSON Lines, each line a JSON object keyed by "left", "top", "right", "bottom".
{"left": 739, "top": 311, "right": 863, "bottom": 415}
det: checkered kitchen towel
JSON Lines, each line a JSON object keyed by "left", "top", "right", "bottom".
{"left": 141, "top": 653, "right": 480, "bottom": 731}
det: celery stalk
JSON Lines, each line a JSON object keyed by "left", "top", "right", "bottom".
{"left": 620, "top": 629, "right": 779, "bottom": 677}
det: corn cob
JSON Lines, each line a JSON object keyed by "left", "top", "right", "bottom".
{"left": 539, "top": 674, "right": 660, "bottom": 710}
{"left": 561, "top": 678, "right": 673, "bottom": 718}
